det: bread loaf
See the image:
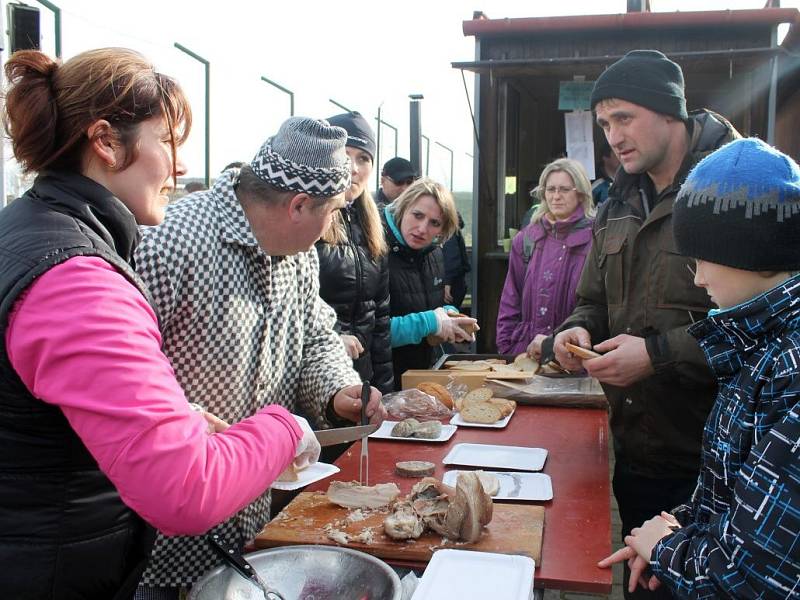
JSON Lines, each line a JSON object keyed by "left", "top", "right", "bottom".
{"left": 416, "top": 382, "right": 454, "bottom": 409}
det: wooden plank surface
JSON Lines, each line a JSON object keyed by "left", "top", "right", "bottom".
{"left": 256, "top": 491, "right": 544, "bottom": 564}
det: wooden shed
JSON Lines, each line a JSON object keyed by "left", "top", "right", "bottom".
{"left": 454, "top": 7, "right": 800, "bottom": 352}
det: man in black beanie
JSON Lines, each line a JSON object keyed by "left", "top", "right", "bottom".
{"left": 375, "top": 157, "right": 418, "bottom": 208}
{"left": 548, "top": 49, "right": 740, "bottom": 599}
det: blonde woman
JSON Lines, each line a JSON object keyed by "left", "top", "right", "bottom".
{"left": 384, "top": 178, "right": 478, "bottom": 387}
{"left": 316, "top": 112, "right": 394, "bottom": 394}
{"left": 496, "top": 158, "right": 595, "bottom": 356}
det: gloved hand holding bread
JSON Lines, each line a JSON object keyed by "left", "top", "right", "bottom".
{"left": 428, "top": 307, "right": 479, "bottom": 345}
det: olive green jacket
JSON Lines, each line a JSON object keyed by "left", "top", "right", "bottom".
{"left": 559, "top": 110, "right": 739, "bottom": 478}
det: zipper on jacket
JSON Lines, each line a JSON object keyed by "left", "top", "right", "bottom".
{"left": 343, "top": 208, "right": 363, "bottom": 337}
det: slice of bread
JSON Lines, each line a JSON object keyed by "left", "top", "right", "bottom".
{"left": 463, "top": 387, "right": 493, "bottom": 403}
{"left": 460, "top": 402, "right": 503, "bottom": 424}
{"left": 395, "top": 461, "right": 436, "bottom": 478}
{"left": 445, "top": 310, "right": 479, "bottom": 335}
{"left": 565, "top": 342, "right": 601, "bottom": 360}
{"left": 488, "top": 398, "right": 516, "bottom": 418}
{"left": 456, "top": 386, "right": 495, "bottom": 411}
{"left": 276, "top": 463, "right": 301, "bottom": 482}
{"left": 513, "top": 353, "right": 537, "bottom": 372}
{"left": 449, "top": 361, "right": 493, "bottom": 371}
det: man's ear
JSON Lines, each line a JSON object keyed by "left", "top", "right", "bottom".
{"left": 86, "top": 120, "right": 119, "bottom": 169}
{"left": 287, "top": 193, "right": 311, "bottom": 223}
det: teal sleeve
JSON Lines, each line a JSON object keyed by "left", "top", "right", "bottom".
{"left": 390, "top": 310, "right": 438, "bottom": 347}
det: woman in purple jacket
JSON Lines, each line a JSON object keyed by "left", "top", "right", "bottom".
{"left": 496, "top": 158, "right": 595, "bottom": 356}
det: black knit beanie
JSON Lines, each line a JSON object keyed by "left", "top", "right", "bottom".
{"left": 673, "top": 138, "right": 800, "bottom": 272}
{"left": 591, "top": 50, "right": 687, "bottom": 120}
{"left": 327, "top": 111, "right": 376, "bottom": 162}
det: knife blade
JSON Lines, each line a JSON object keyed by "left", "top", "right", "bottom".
{"left": 360, "top": 380, "right": 370, "bottom": 486}
{"left": 313, "top": 423, "right": 378, "bottom": 447}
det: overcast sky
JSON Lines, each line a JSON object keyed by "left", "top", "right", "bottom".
{"left": 6, "top": 0, "right": 799, "bottom": 192}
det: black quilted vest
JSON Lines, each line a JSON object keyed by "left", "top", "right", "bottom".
{"left": 0, "top": 172, "right": 155, "bottom": 600}
{"left": 384, "top": 218, "right": 445, "bottom": 387}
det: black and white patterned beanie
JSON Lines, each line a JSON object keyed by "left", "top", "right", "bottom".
{"left": 673, "top": 138, "right": 800, "bottom": 271}
{"left": 250, "top": 117, "right": 351, "bottom": 198}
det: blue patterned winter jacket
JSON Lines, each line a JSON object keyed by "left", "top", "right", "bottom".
{"left": 651, "top": 273, "right": 800, "bottom": 599}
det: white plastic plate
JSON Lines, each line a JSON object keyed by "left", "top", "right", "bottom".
{"left": 369, "top": 420, "right": 457, "bottom": 443}
{"left": 449, "top": 407, "right": 514, "bottom": 428}
{"left": 411, "top": 549, "right": 535, "bottom": 600}
{"left": 270, "top": 462, "right": 340, "bottom": 491}
{"left": 442, "top": 470, "right": 553, "bottom": 501}
{"left": 442, "top": 443, "right": 547, "bottom": 471}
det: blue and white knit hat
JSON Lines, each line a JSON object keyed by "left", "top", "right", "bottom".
{"left": 250, "top": 117, "right": 351, "bottom": 198}
{"left": 673, "top": 138, "right": 800, "bottom": 271}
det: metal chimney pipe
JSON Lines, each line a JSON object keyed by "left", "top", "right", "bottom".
{"left": 409, "top": 94, "right": 424, "bottom": 174}
{"left": 626, "top": 0, "right": 651, "bottom": 12}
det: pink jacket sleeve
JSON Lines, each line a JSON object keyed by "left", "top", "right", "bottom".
{"left": 6, "top": 256, "right": 302, "bottom": 536}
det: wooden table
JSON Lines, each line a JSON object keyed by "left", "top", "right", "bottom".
{"left": 305, "top": 405, "right": 612, "bottom": 595}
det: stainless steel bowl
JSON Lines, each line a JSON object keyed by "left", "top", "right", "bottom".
{"left": 189, "top": 545, "right": 402, "bottom": 600}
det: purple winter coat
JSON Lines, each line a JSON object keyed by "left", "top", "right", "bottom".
{"left": 496, "top": 207, "right": 593, "bottom": 355}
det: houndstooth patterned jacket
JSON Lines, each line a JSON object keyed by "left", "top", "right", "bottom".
{"left": 134, "top": 170, "right": 361, "bottom": 586}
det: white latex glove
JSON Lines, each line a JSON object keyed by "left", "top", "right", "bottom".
{"left": 340, "top": 334, "right": 364, "bottom": 359}
{"left": 433, "top": 307, "right": 478, "bottom": 343}
{"left": 290, "top": 414, "right": 321, "bottom": 470}
{"left": 188, "top": 403, "right": 229, "bottom": 434}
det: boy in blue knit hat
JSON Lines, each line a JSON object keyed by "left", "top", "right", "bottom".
{"left": 599, "top": 138, "right": 800, "bottom": 598}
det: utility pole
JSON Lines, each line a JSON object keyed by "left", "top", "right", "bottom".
{"left": 174, "top": 43, "right": 210, "bottom": 187}
{"left": 409, "top": 94, "right": 423, "bottom": 175}
{"left": 260, "top": 76, "right": 294, "bottom": 116}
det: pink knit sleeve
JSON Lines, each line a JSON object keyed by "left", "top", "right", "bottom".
{"left": 6, "top": 256, "right": 301, "bottom": 535}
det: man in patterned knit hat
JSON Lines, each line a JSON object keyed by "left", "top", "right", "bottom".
{"left": 133, "top": 117, "right": 387, "bottom": 599}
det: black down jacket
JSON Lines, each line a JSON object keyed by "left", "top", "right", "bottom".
{"left": 316, "top": 204, "right": 394, "bottom": 394}
{"left": 384, "top": 216, "right": 446, "bottom": 388}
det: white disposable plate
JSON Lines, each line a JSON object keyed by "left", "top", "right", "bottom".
{"left": 369, "top": 420, "right": 457, "bottom": 443}
{"left": 442, "top": 470, "right": 553, "bottom": 501}
{"left": 450, "top": 407, "right": 514, "bottom": 428}
{"left": 442, "top": 443, "right": 547, "bottom": 471}
{"left": 270, "top": 462, "right": 340, "bottom": 491}
{"left": 411, "top": 549, "right": 535, "bottom": 600}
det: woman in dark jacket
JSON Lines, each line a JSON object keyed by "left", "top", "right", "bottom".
{"left": 317, "top": 112, "right": 393, "bottom": 394}
{"left": 384, "top": 178, "right": 478, "bottom": 387}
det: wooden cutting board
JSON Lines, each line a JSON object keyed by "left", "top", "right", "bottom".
{"left": 255, "top": 491, "right": 544, "bottom": 565}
